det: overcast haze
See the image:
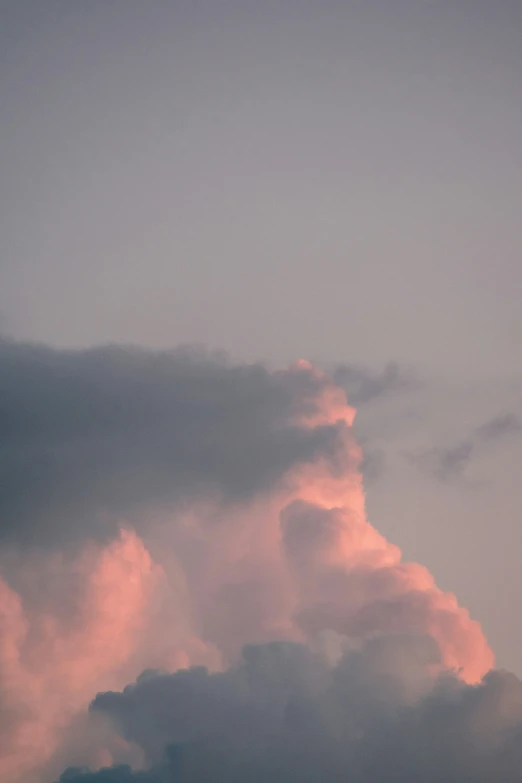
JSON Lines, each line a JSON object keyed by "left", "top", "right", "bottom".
{"left": 1, "top": 3, "right": 522, "bottom": 782}
{"left": 2, "top": 1, "right": 521, "bottom": 373}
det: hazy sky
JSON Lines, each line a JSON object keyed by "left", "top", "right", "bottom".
{"left": 2, "top": 1, "right": 521, "bottom": 374}
{"left": 1, "top": 5, "right": 522, "bottom": 780}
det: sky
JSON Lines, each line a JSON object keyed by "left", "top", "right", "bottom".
{"left": 1, "top": 2, "right": 522, "bottom": 782}
{"left": 2, "top": 1, "right": 522, "bottom": 373}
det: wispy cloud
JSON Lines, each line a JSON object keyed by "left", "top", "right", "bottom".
{"left": 408, "top": 412, "right": 521, "bottom": 482}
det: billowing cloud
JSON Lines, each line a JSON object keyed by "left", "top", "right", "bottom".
{"left": 0, "top": 339, "right": 340, "bottom": 546}
{"left": 0, "top": 342, "right": 501, "bottom": 781}
{"left": 58, "top": 639, "right": 522, "bottom": 783}
{"left": 0, "top": 530, "right": 159, "bottom": 782}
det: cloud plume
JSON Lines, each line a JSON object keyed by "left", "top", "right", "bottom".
{"left": 0, "top": 342, "right": 501, "bottom": 781}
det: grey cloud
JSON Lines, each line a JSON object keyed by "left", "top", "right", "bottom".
{"left": 56, "top": 767, "right": 157, "bottom": 782}
{"left": 409, "top": 412, "right": 521, "bottom": 482}
{"left": 330, "top": 362, "right": 418, "bottom": 485}
{"left": 0, "top": 339, "right": 343, "bottom": 546}
{"left": 426, "top": 440, "right": 475, "bottom": 482}
{"left": 476, "top": 412, "right": 522, "bottom": 441}
{"left": 56, "top": 638, "right": 522, "bottom": 783}
{"left": 332, "top": 361, "right": 419, "bottom": 406}
{"left": 359, "top": 443, "right": 386, "bottom": 483}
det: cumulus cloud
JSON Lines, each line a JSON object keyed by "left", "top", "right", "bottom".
{"left": 0, "top": 339, "right": 340, "bottom": 546}
{"left": 57, "top": 639, "right": 522, "bottom": 783}
{"left": 0, "top": 530, "right": 160, "bottom": 782}
{"left": 0, "top": 342, "right": 502, "bottom": 781}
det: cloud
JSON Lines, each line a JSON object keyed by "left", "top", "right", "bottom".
{"left": 476, "top": 412, "right": 521, "bottom": 441}
{"left": 359, "top": 443, "right": 387, "bottom": 482}
{"left": 410, "top": 412, "right": 521, "bottom": 482}
{"left": 0, "top": 531, "right": 159, "bottom": 782}
{"left": 332, "top": 361, "right": 418, "bottom": 406}
{"left": 56, "top": 767, "right": 156, "bottom": 782}
{"left": 0, "top": 340, "right": 341, "bottom": 546}
{"left": 55, "top": 639, "right": 522, "bottom": 783}
{"left": 329, "top": 361, "right": 420, "bottom": 484}
{"left": 0, "top": 343, "right": 496, "bottom": 781}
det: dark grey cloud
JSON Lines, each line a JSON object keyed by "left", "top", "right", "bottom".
{"left": 0, "top": 339, "right": 343, "bottom": 546}
{"left": 56, "top": 638, "right": 522, "bottom": 783}
{"left": 57, "top": 767, "right": 156, "bottom": 782}
{"left": 409, "top": 412, "right": 521, "bottom": 482}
